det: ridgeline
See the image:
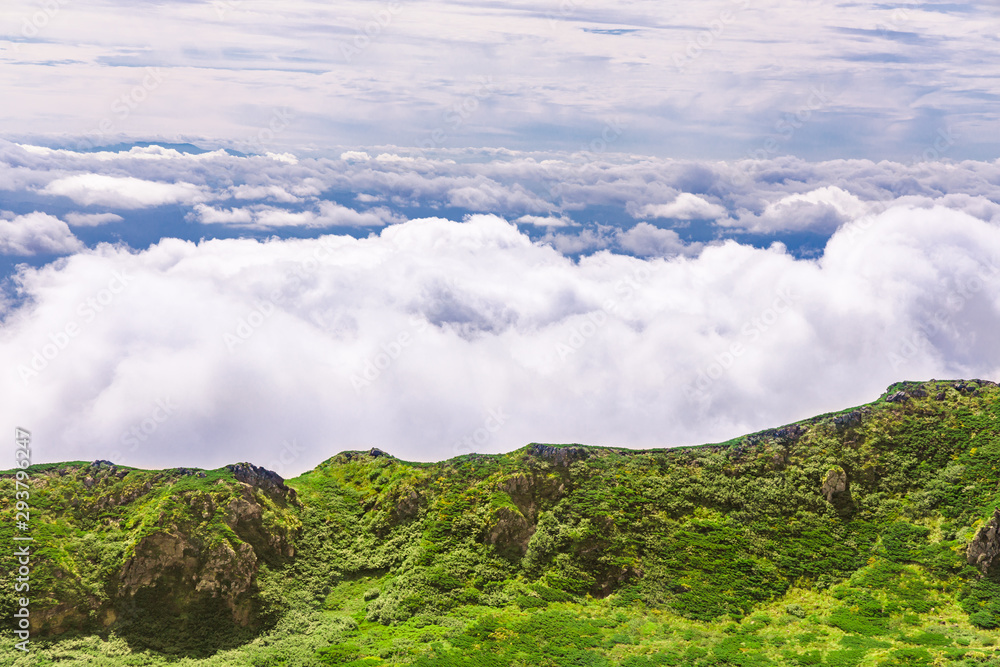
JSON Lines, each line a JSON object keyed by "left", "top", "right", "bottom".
{"left": 4, "top": 379, "right": 1000, "bottom": 666}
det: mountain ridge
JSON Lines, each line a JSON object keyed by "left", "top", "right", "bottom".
{"left": 4, "top": 378, "right": 1000, "bottom": 666}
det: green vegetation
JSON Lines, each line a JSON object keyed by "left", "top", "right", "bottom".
{"left": 4, "top": 379, "right": 1000, "bottom": 665}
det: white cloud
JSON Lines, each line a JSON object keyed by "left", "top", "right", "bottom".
{"left": 190, "top": 204, "right": 255, "bottom": 225}
{"left": 515, "top": 215, "right": 574, "bottom": 227}
{"left": 187, "top": 201, "right": 404, "bottom": 229}
{"left": 265, "top": 153, "right": 299, "bottom": 165}
{"left": 774, "top": 186, "right": 868, "bottom": 219}
{"left": 1, "top": 0, "right": 996, "bottom": 159}
{"left": 617, "top": 223, "right": 699, "bottom": 257}
{"left": 375, "top": 153, "right": 416, "bottom": 163}
{"left": 630, "top": 193, "right": 728, "bottom": 221}
{"left": 317, "top": 201, "right": 405, "bottom": 227}
{"left": 63, "top": 212, "right": 124, "bottom": 227}
{"left": 229, "top": 185, "right": 305, "bottom": 203}
{"left": 6, "top": 206, "right": 999, "bottom": 474}
{"left": 726, "top": 185, "right": 870, "bottom": 233}
{"left": 0, "top": 212, "right": 84, "bottom": 255}
{"left": 41, "top": 175, "right": 205, "bottom": 209}
{"left": 7, "top": 142, "right": 1000, "bottom": 244}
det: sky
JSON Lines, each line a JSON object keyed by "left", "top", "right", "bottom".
{"left": 1, "top": 1, "right": 999, "bottom": 475}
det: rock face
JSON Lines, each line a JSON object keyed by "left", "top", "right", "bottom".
{"left": 118, "top": 531, "right": 260, "bottom": 625}
{"left": 24, "top": 462, "right": 300, "bottom": 643}
{"left": 821, "top": 467, "right": 853, "bottom": 514}
{"left": 822, "top": 468, "right": 848, "bottom": 502}
{"left": 226, "top": 462, "right": 296, "bottom": 502}
{"left": 527, "top": 444, "right": 590, "bottom": 466}
{"left": 486, "top": 506, "right": 534, "bottom": 558}
{"left": 968, "top": 509, "right": 1000, "bottom": 576}
{"left": 834, "top": 411, "right": 863, "bottom": 430}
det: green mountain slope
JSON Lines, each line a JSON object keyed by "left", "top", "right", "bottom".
{"left": 4, "top": 379, "right": 1000, "bottom": 666}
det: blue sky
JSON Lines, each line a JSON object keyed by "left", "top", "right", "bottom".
{"left": 1, "top": 1, "right": 999, "bottom": 473}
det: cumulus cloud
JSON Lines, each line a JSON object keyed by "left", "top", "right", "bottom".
{"left": 63, "top": 212, "right": 125, "bottom": 227}
{"left": 4, "top": 208, "right": 999, "bottom": 474}
{"left": 41, "top": 174, "right": 205, "bottom": 209}
{"left": 190, "top": 205, "right": 256, "bottom": 225}
{"left": 727, "top": 185, "right": 870, "bottom": 233}
{"left": 515, "top": 215, "right": 575, "bottom": 227}
{"left": 6, "top": 140, "right": 1000, "bottom": 243}
{"left": 0, "top": 212, "right": 85, "bottom": 255}
{"left": 617, "top": 223, "right": 699, "bottom": 257}
{"left": 629, "top": 193, "right": 728, "bottom": 221}
{"left": 188, "top": 201, "right": 404, "bottom": 229}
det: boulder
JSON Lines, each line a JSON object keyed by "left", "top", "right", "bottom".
{"left": 968, "top": 509, "right": 1000, "bottom": 576}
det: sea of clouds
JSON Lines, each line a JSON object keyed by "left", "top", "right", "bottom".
{"left": 2, "top": 142, "right": 1000, "bottom": 474}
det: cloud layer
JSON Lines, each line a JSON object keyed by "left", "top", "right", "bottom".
{"left": 1, "top": 1, "right": 997, "bottom": 159}
{"left": 3, "top": 207, "right": 999, "bottom": 475}
{"left": 3, "top": 139, "right": 1000, "bottom": 259}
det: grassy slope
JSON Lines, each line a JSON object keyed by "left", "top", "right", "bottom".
{"left": 5, "top": 379, "right": 1000, "bottom": 666}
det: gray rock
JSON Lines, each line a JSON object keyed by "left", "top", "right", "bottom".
{"left": 968, "top": 509, "right": 1000, "bottom": 576}
{"left": 821, "top": 468, "right": 848, "bottom": 503}
{"left": 527, "top": 444, "right": 589, "bottom": 466}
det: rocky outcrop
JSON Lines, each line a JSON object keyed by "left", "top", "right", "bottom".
{"left": 486, "top": 506, "right": 534, "bottom": 558}
{"left": 749, "top": 424, "right": 807, "bottom": 445}
{"left": 821, "top": 467, "right": 853, "bottom": 514}
{"left": 224, "top": 493, "right": 297, "bottom": 561}
{"left": 226, "top": 462, "right": 295, "bottom": 502}
{"left": 527, "top": 444, "right": 590, "bottom": 466}
{"left": 968, "top": 509, "right": 1000, "bottom": 577}
{"left": 116, "top": 524, "right": 267, "bottom": 627}
{"left": 822, "top": 468, "right": 848, "bottom": 502}
{"left": 338, "top": 447, "right": 393, "bottom": 463}
{"left": 394, "top": 488, "right": 422, "bottom": 521}
{"left": 834, "top": 410, "right": 863, "bottom": 430}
